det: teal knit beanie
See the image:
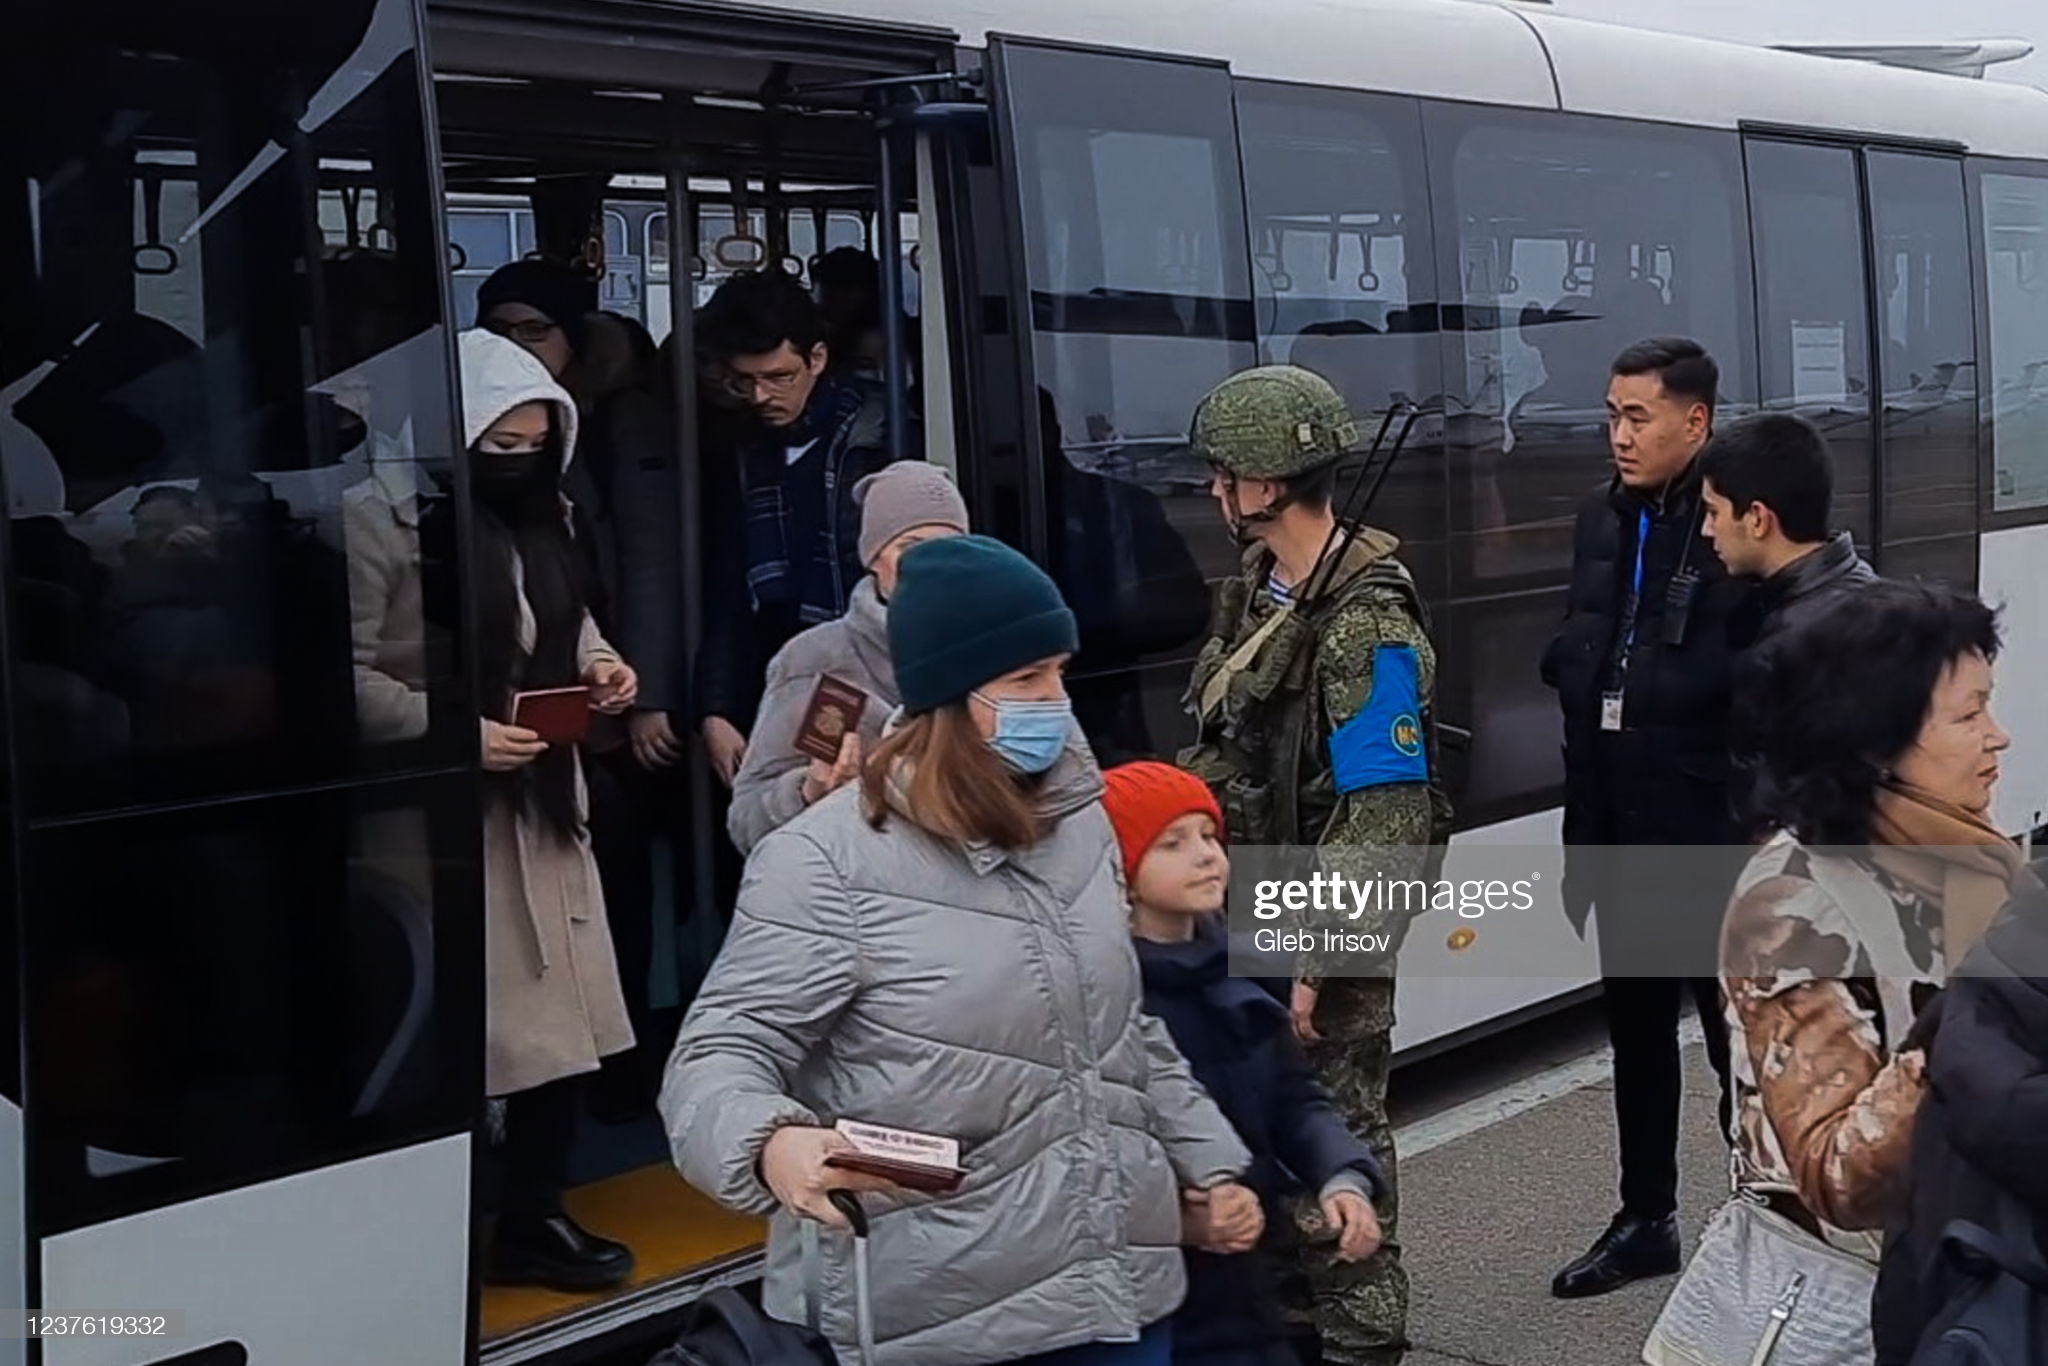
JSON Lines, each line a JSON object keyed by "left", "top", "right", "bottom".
{"left": 888, "top": 535, "right": 1079, "bottom": 713}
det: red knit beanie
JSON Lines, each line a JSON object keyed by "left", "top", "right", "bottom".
{"left": 1101, "top": 761, "right": 1226, "bottom": 887}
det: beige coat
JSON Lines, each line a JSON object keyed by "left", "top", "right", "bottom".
{"left": 344, "top": 329, "right": 634, "bottom": 1097}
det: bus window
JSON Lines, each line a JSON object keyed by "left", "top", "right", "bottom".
{"left": 1427, "top": 106, "right": 1754, "bottom": 822}
{"left": 1745, "top": 140, "right": 1875, "bottom": 549}
{"left": 1981, "top": 168, "right": 2048, "bottom": 515}
{"left": 1237, "top": 83, "right": 1444, "bottom": 597}
{"left": 987, "top": 40, "right": 1255, "bottom": 760}
{"left": 1, "top": 0, "right": 468, "bottom": 818}
{"left": 1868, "top": 152, "right": 1978, "bottom": 588}
{"left": 449, "top": 205, "right": 519, "bottom": 323}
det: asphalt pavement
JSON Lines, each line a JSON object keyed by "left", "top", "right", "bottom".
{"left": 1388, "top": 999, "right": 1727, "bottom": 1366}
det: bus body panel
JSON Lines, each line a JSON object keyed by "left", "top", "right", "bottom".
{"left": 37, "top": 1135, "right": 471, "bottom": 1365}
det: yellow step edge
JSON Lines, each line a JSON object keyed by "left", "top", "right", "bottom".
{"left": 480, "top": 1162, "right": 767, "bottom": 1342}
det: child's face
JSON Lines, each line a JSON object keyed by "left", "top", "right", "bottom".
{"left": 1133, "top": 812, "right": 1228, "bottom": 916}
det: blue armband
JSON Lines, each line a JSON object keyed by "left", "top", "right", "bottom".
{"left": 1329, "top": 644, "right": 1428, "bottom": 794}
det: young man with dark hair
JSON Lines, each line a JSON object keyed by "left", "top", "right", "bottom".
{"left": 692, "top": 269, "right": 909, "bottom": 788}
{"left": 1699, "top": 411, "right": 1875, "bottom": 621}
{"left": 1701, "top": 411, "right": 1877, "bottom": 840}
{"left": 1541, "top": 337, "right": 1758, "bottom": 1300}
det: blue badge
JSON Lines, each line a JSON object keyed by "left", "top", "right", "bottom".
{"left": 1330, "top": 644, "right": 1429, "bottom": 794}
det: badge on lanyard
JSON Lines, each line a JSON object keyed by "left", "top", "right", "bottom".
{"left": 1601, "top": 692, "right": 1624, "bottom": 732}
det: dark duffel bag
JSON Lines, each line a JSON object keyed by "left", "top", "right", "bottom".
{"left": 653, "top": 1192, "right": 874, "bottom": 1366}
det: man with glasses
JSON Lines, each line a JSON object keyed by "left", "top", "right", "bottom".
{"left": 694, "top": 268, "right": 907, "bottom": 790}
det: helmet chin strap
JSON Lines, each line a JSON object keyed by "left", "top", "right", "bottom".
{"left": 1220, "top": 469, "right": 1290, "bottom": 546}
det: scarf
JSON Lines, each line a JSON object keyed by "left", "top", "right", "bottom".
{"left": 1868, "top": 779, "right": 2030, "bottom": 967}
{"left": 740, "top": 373, "right": 870, "bottom": 630}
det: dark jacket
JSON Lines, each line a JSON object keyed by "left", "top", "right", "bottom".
{"left": 1137, "top": 919, "right": 1385, "bottom": 1366}
{"left": 567, "top": 387, "right": 685, "bottom": 713}
{"left": 693, "top": 377, "right": 905, "bottom": 731}
{"left": 1872, "top": 884, "right": 2048, "bottom": 1365}
{"left": 1540, "top": 463, "right": 1761, "bottom": 937}
{"left": 1729, "top": 533, "right": 1876, "bottom": 832}
{"left": 1755, "top": 531, "right": 1877, "bottom": 642}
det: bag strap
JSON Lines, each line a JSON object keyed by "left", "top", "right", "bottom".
{"left": 1938, "top": 1210, "right": 2048, "bottom": 1293}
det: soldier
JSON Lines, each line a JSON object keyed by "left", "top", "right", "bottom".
{"left": 1178, "top": 365, "right": 1451, "bottom": 1366}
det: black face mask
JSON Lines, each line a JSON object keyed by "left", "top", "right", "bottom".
{"left": 474, "top": 452, "right": 547, "bottom": 503}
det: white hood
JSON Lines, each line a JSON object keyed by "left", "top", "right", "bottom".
{"left": 457, "top": 328, "right": 579, "bottom": 470}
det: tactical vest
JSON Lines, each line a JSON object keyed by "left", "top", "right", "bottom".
{"left": 1179, "top": 535, "right": 1453, "bottom": 863}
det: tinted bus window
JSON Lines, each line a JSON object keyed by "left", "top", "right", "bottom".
{"left": 1868, "top": 152, "right": 1978, "bottom": 588}
{"left": 1237, "top": 83, "right": 1445, "bottom": 601}
{"left": 993, "top": 45, "right": 1256, "bottom": 760}
{"left": 0, "top": 0, "right": 468, "bottom": 817}
{"left": 23, "top": 776, "right": 481, "bottom": 1234}
{"left": 1427, "top": 107, "right": 1754, "bottom": 822}
{"left": 1745, "top": 140, "right": 1875, "bottom": 548}
{"left": 1980, "top": 168, "right": 2048, "bottom": 515}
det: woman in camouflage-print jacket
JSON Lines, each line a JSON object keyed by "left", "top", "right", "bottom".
{"left": 1719, "top": 580, "right": 2028, "bottom": 1261}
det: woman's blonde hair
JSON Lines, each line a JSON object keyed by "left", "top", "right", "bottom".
{"left": 860, "top": 704, "right": 1044, "bottom": 849}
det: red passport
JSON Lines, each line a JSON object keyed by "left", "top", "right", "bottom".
{"left": 793, "top": 674, "right": 870, "bottom": 765}
{"left": 512, "top": 686, "right": 592, "bottom": 746}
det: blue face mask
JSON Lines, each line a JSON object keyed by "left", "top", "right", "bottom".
{"left": 974, "top": 692, "right": 1071, "bottom": 774}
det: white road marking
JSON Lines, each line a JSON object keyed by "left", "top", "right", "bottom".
{"left": 1393, "top": 1016, "right": 1706, "bottom": 1159}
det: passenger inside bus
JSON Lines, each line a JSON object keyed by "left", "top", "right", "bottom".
{"left": 694, "top": 267, "right": 907, "bottom": 790}
{"left": 421, "top": 23, "right": 942, "bottom": 1338}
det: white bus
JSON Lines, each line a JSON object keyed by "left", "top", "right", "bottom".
{"left": 3, "top": 0, "right": 2046, "bottom": 1362}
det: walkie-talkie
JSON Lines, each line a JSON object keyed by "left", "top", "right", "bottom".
{"left": 1662, "top": 569, "right": 1698, "bottom": 646}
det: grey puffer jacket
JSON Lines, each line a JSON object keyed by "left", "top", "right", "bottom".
{"left": 661, "top": 727, "right": 1252, "bottom": 1366}
{"left": 726, "top": 574, "right": 895, "bottom": 855}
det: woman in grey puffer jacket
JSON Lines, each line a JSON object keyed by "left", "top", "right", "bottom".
{"left": 661, "top": 534, "right": 1258, "bottom": 1366}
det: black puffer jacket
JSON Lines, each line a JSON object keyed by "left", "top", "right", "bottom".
{"left": 1872, "top": 883, "right": 2048, "bottom": 1365}
{"left": 1137, "top": 919, "right": 1385, "bottom": 1366}
{"left": 1540, "top": 464, "right": 1761, "bottom": 934}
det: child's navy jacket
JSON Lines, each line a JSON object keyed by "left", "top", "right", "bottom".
{"left": 1136, "top": 916, "right": 1386, "bottom": 1366}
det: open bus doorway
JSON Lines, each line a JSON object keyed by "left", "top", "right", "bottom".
{"left": 422, "top": 4, "right": 957, "bottom": 1359}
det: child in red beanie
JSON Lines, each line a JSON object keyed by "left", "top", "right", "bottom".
{"left": 1103, "top": 761, "right": 1386, "bottom": 1366}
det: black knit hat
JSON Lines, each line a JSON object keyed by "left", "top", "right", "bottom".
{"left": 888, "top": 535, "right": 1079, "bottom": 714}
{"left": 476, "top": 258, "right": 595, "bottom": 359}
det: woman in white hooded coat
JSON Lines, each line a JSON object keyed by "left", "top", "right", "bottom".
{"left": 345, "top": 328, "right": 640, "bottom": 1291}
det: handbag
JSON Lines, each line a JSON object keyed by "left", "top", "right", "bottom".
{"left": 1642, "top": 1187, "right": 1878, "bottom": 1366}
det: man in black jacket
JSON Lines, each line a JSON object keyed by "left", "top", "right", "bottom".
{"left": 1699, "top": 412, "right": 1877, "bottom": 833}
{"left": 1541, "top": 338, "right": 1757, "bottom": 1299}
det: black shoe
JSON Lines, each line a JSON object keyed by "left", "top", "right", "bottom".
{"left": 487, "top": 1213, "right": 635, "bottom": 1292}
{"left": 1550, "top": 1210, "right": 1680, "bottom": 1299}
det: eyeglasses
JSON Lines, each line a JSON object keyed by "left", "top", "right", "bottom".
{"left": 726, "top": 366, "right": 809, "bottom": 397}
{"left": 484, "top": 316, "right": 561, "bottom": 346}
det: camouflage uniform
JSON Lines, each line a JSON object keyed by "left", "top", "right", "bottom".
{"left": 1177, "top": 367, "right": 1451, "bottom": 1366}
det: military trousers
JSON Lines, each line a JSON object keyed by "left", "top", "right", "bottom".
{"left": 1270, "top": 975, "right": 1405, "bottom": 1366}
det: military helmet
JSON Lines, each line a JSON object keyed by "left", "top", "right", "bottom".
{"left": 1189, "top": 365, "right": 1359, "bottom": 479}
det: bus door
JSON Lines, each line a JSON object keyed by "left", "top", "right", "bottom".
{"left": 974, "top": 37, "right": 1261, "bottom": 767}
{"left": 1, "top": 0, "right": 481, "bottom": 1361}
